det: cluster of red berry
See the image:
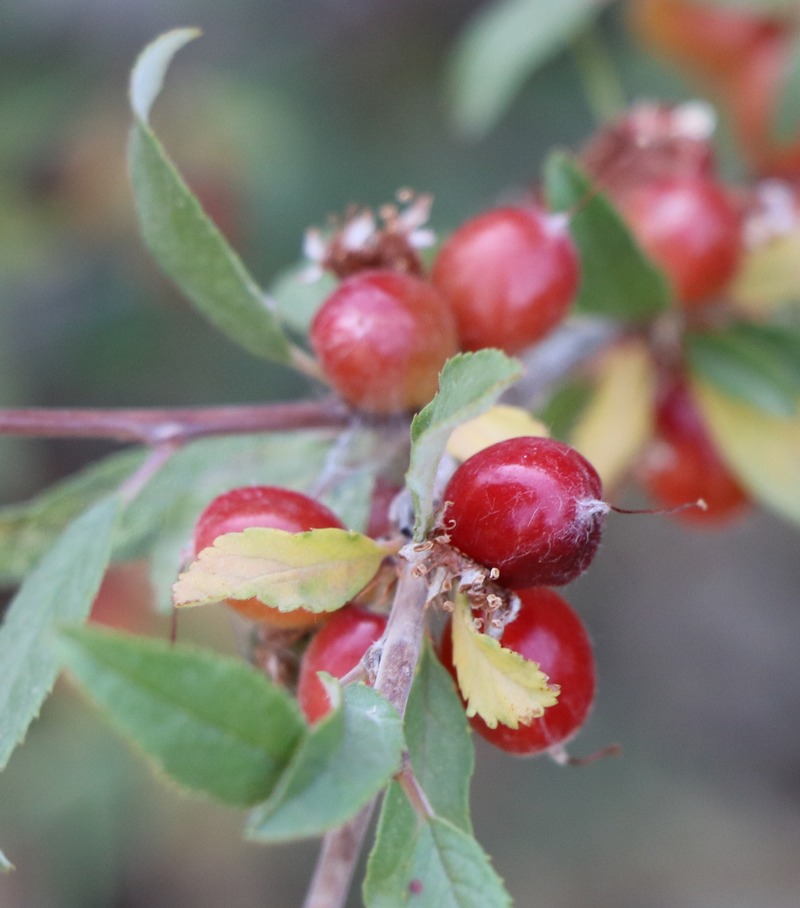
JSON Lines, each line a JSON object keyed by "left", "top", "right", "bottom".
{"left": 307, "top": 195, "right": 579, "bottom": 413}
{"left": 631, "top": 0, "right": 800, "bottom": 177}
{"left": 191, "top": 432, "right": 604, "bottom": 757}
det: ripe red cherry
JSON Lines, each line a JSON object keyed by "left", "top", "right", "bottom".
{"left": 309, "top": 269, "right": 458, "bottom": 414}
{"left": 439, "top": 587, "right": 596, "bottom": 756}
{"left": 431, "top": 206, "right": 579, "bottom": 354}
{"left": 442, "top": 437, "right": 606, "bottom": 589}
{"left": 617, "top": 175, "right": 743, "bottom": 306}
{"left": 194, "top": 486, "right": 345, "bottom": 629}
{"left": 297, "top": 605, "right": 388, "bottom": 723}
{"left": 639, "top": 375, "right": 749, "bottom": 525}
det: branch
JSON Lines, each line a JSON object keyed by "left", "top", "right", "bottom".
{"left": 0, "top": 398, "right": 350, "bottom": 445}
{"left": 302, "top": 563, "right": 430, "bottom": 908}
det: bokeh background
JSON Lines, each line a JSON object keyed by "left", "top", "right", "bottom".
{"left": 1, "top": 1, "right": 799, "bottom": 906}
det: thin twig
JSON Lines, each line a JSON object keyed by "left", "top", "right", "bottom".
{"left": 302, "top": 563, "right": 430, "bottom": 908}
{"left": 0, "top": 398, "right": 350, "bottom": 445}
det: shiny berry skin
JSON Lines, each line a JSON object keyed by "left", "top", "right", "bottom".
{"left": 639, "top": 376, "right": 749, "bottom": 526}
{"left": 431, "top": 206, "right": 579, "bottom": 354}
{"left": 309, "top": 269, "right": 458, "bottom": 414}
{"left": 439, "top": 587, "right": 596, "bottom": 756}
{"left": 297, "top": 606, "right": 388, "bottom": 723}
{"left": 617, "top": 175, "right": 743, "bottom": 306}
{"left": 629, "top": 0, "right": 782, "bottom": 88}
{"left": 194, "top": 486, "right": 345, "bottom": 628}
{"left": 443, "top": 437, "right": 606, "bottom": 589}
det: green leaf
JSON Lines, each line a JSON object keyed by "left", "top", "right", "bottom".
{"left": 173, "top": 527, "right": 385, "bottom": 612}
{"left": 129, "top": 30, "right": 292, "bottom": 364}
{"left": 246, "top": 682, "right": 404, "bottom": 841}
{"left": 446, "top": 0, "right": 601, "bottom": 138}
{"left": 58, "top": 625, "right": 305, "bottom": 807}
{"left": 0, "top": 450, "right": 143, "bottom": 586}
{"left": 693, "top": 379, "right": 800, "bottom": 525}
{"left": 773, "top": 35, "right": 800, "bottom": 144}
{"left": 686, "top": 323, "right": 800, "bottom": 417}
{"left": 0, "top": 497, "right": 121, "bottom": 771}
{"left": 0, "top": 846, "right": 14, "bottom": 873}
{"left": 543, "top": 153, "right": 672, "bottom": 319}
{"left": 408, "top": 351, "right": 522, "bottom": 540}
{"left": 365, "top": 805, "right": 512, "bottom": 908}
{"left": 404, "top": 641, "right": 473, "bottom": 832}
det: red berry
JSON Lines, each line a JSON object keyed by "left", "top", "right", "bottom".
{"left": 442, "top": 437, "right": 606, "bottom": 589}
{"left": 639, "top": 375, "right": 749, "bottom": 525}
{"left": 629, "top": 0, "right": 782, "bottom": 88}
{"left": 617, "top": 175, "right": 743, "bottom": 306}
{"left": 194, "top": 486, "right": 345, "bottom": 629}
{"left": 309, "top": 269, "right": 458, "bottom": 414}
{"left": 439, "top": 587, "right": 596, "bottom": 756}
{"left": 431, "top": 206, "right": 579, "bottom": 354}
{"left": 297, "top": 606, "right": 388, "bottom": 723}
{"left": 725, "top": 35, "right": 800, "bottom": 178}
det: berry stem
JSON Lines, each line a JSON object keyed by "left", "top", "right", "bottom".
{"left": 570, "top": 23, "right": 627, "bottom": 126}
{"left": 0, "top": 398, "right": 350, "bottom": 444}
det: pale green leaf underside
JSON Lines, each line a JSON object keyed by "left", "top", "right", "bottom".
{"left": 0, "top": 846, "right": 14, "bottom": 873}
{"left": 408, "top": 351, "right": 522, "bottom": 540}
{"left": 173, "top": 527, "right": 385, "bottom": 611}
{"left": 58, "top": 626, "right": 305, "bottom": 807}
{"left": 246, "top": 682, "right": 404, "bottom": 842}
{"left": 0, "top": 497, "right": 121, "bottom": 771}
{"left": 447, "top": 0, "right": 601, "bottom": 138}
{"left": 129, "top": 29, "right": 292, "bottom": 364}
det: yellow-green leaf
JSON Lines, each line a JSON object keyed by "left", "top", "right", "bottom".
{"left": 446, "top": 405, "right": 548, "bottom": 463}
{"left": 569, "top": 340, "right": 656, "bottom": 491}
{"left": 731, "top": 230, "right": 800, "bottom": 314}
{"left": 173, "top": 528, "right": 385, "bottom": 612}
{"left": 450, "top": 598, "right": 558, "bottom": 729}
{"left": 692, "top": 379, "right": 800, "bottom": 526}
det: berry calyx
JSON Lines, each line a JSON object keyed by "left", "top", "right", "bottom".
{"left": 442, "top": 437, "right": 606, "bottom": 589}
{"left": 617, "top": 175, "right": 743, "bottom": 306}
{"left": 193, "top": 486, "right": 345, "bottom": 629}
{"left": 296, "top": 605, "right": 388, "bottom": 723}
{"left": 439, "top": 587, "right": 596, "bottom": 756}
{"left": 431, "top": 206, "right": 579, "bottom": 354}
{"left": 309, "top": 269, "right": 458, "bottom": 414}
{"left": 639, "top": 375, "right": 749, "bottom": 525}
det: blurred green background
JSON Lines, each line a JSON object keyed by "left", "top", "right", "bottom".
{"left": 1, "top": 1, "right": 799, "bottom": 906}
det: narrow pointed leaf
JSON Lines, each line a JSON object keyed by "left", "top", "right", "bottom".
{"left": 246, "top": 682, "right": 404, "bottom": 841}
{"left": 544, "top": 153, "right": 672, "bottom": 319}
{"left": 173, "top": 527, "right": 385, "bottom": 612}
{"left": 129, "top": 30, "right": 292, "bottom": 363}
{"left": 408, "top": 351, "right": 522, "bottom": 540}
{"left": 446, "top": 0, "right": 601, "bottom": 138}
{"left": 0, "top": 846, "right": 14, "bottom": 873}
{"left": 450, "top": 597, "right": 558, "bottom": 729}
{"left": 58, "top": 626, "right": 305, "bottom": 806}
{"left": 692, "top": 379, "right": 800, "bottom": 525}
{"left": 0, "top": 496, "right": 121, "bottom": 770}
{"left": 366, "top": 803, "right": 512, "bottom": 908}
{"left": 405, "top": 641, "right": 473, "bottom": 832}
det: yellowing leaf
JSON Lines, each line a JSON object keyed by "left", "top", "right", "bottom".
{"left": 569, "top": 340, "right": 656, "bottom": 491}
{"left": 731, "top": 231, "right": 800, "bottom": 315}
{"left": 692, "top": 379, "right": 800, "bottom": 526}
{"left": 450, "top": 598, "right": 558, "bottom": 729}
{"left": 173, "top": 528, "right": 385, "bottom": 613}
{"left": 446, "top": 405, "right": 548, "bottom": 462}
